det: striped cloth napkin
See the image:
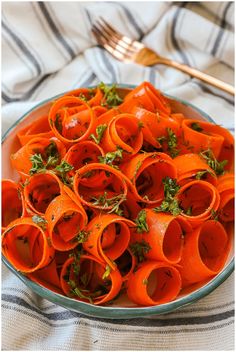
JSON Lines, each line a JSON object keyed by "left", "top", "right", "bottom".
{"left": 2, "top": 1, "right": 234, "bottom": 350}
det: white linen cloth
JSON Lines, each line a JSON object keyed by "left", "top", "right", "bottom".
{"left": 1, "top": 1, "right": 234, "bottom": 350}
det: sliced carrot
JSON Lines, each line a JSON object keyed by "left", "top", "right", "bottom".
{"left": 73, "top": 163, "right": 129, "bottom": 210}
{"left": 17, "top": 115, "right": 54, "bottom": 146}
{"left": 83, "top": 213, "right": 134, "bottom": 269}
{"left": 48, "top": 96, "right": 96, "bottom": 144}
{"left": 2, "top": 217, "right": 54, "bottom": 273}
{"left": 130, "top": 209, "right": 185, "bottom": 264}
{"left": 217, "top": 174, "right": 234, "bottom": 222}
{"left": 45, "top": 194, "right": 87, "bottom": 251}
{"left": 177, "top": 180, "right": 220, "bottom": 227}
{"left": 179, "top": 220, "right": 228, "bottom": 286}
{"left": 60, "top": 254, "right": 122, "bottom": 305}
{"left": 121, "top": 152, "right": 177, "bottom": 206}
{"left": 127, "top": 261, "right": 182, "bottom": 306}
{"left": 24, "top": 171, "right": 64, "bottom": 215}
{"left": 181, "top": 119, "right": 225, "bottom": 158}
{"left": 173, "top": 153, "right": 217, "bottom": 186}
{"left": 63, "top": 87, "right": 103, "bottom": 107}
{"left": 1, "top": 179, "right": 25, "bottom": 231}
{"left": 11, "top": 137, "right": 66, "bottom": 178}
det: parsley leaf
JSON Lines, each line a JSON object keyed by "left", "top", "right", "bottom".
{"left": 154, "top": 177, "right": 181, "bottom": 216}
{"left": 90, "top": 124, "right": 107, "bottom": 144}
{"left": 98, "top": 147, "right": 123, "bottom": 168}
{"left": 99, "top": 82, "right": 123, "bottom": 108}
{"left": 157, "top": 128, "right": 179, "bottom": 158}
{"left": 200, "top": 149, "right": 228, "bottom": 176}
{"left": 54, "top": 160, "right": 74, "bottom": 185}
{"left": 135, "top": 210, "right": 149, "bottom": 233}
{"left": 29, "top": 154, "right": 45, "bottom": 175}
{"left": 74, "top": 230, "right": 90, "bottom": 243}
{"left": 102, "top": 265, "right": 112, "bottom": 280}
{"left": 92, "top": 191, "right": 125, "bottom": 215}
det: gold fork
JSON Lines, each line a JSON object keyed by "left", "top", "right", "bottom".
{"left": 92, "top": 18, "right": 234, "bottom": 96}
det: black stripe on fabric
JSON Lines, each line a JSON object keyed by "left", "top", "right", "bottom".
{"left": 1, "top": 303, "right": 234, "bottom": 334}
{"left": 99, "top": 50, "right": 117, "bottom": 82}
{"left": 79, "top": 72, "right": 97, "bottom": 87}
{"left": 3, "top": 286, "right": 234, "bottom": 314}
{"left": 2, "top": 21, "right": 42, "bottom": 76}
{"left": 171, "top": 3, "right": 190, "bottom": 65}
{"left": 2, "top": 74, "right": 51, "bottom": 102}
{"left": 211, "top": 2, "right": 233, "bottom": 56}
{"left": 113, "top": 2, "right": 144, "bottom": 38}
{"left": 191, "top": 80, "right": 234, "bottom": 106}
{"left": 1, "top": 294, "right": 234, "bottom": 327}
{"left": 38, "top": 2, "right": 76, "bottom": 60}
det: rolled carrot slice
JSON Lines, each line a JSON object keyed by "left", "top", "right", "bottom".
{"left": 173, "top": 153, "right": 217, "bottom": 186}
{"left": 1, "top": 179, "right": 25, "bottom": 231}
{"left": 73, "top": 163, "right": 128, "bottom": 210}
{"left": 63, "top": 141, "right": 104, "bottom": 177}
{"left": 177, "top": 180, "right": 220, "bottom": 226}
{"left": 131, "top": 107, "right": 179, "bottom": 148}
{"left": 24, "top": 171, "right": 64, "bottom": 215}
{"left": 63, "top": 87, "right": 103, "bottom": 107}
{"left": 27, "top": 256, "right": 63, "bottom": 294}
{"left": 83, "top": 214, "right": 134, "bottom": 269}
{"left": 179, "top": 220, "right": 228, "bottom": 286}
{"left": 45, "top": 194, "right": 87, "bottom": 251}
{"left": 121, "top": 152, "right": 177, "bottom": 206}
{"left": 127, "top": 261, "right": 182, "bottom": 306}
{"left": 217, "top": 174, "right": 234, "bottom": 222}
{"left": 181, "top": 119, "right": 224, "bottom": 158}
{"left": 99, "top": 113, "right": 143, "bottom": 155}
{"left": 131, "top": 210, "right": 185, "bottom": 264}
{"left": 120, "top": 82, "right": 171, "bottom": 115}
{"left": 48, "top": 96, "right": 96, "bottom": 144}
{"left": 60, "top": 254, "right": 122, "bottom": 305}
{"left": 17, "top": 115, "right": 54, "bottom": 146}
{"left": 11, "top": 137, "right": 66, "bottom": 178}
{"left": 2, "top": 217, "right": 54, "bottom": 273}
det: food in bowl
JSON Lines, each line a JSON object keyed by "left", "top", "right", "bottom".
{"left": 1, "top": 82, "right": 234, "bottom": 307}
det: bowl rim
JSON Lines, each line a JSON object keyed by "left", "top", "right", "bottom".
{"left": 2, "top": 83, "right": 234, "bottom": 319}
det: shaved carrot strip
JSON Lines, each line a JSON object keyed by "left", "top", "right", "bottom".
{"left": 179, "top": 220, "right": 228, "bottom": 286}
{"left": 2, "top": 217, "right": 54, "bottom": 273}
{"left": 48, "top": 96, "right": 96, "bottom": 144}
{"left": 173, "top": 153, "right": 217, "bottom": 186}
{"left": 45, "top": 194, "right": 87, "bottom": 251}
{"left": 24, "top": 172, "right": 64, "bottom": 215}
{"left": 60, "top": 254, "right": 122, "bottom": 305}
{"left": 1, "top": 179, "right": 25, "bottom": 231}
{"left": 217, "top": 174, "right": 234, "bottom": 222}
{"left": 127, "top": 261, "right": 182, "bottom": 306}
{"left": 17, "top": 115, "right": 54, "bottom": 146}
{"left": 131, "top": 209, "right": 185, "bottom": 264}
{"left": 121, "top": 152, "right": 177, "bottom": 206}
{"left": 83, "top": 214, "right": 134, "bottom": 269}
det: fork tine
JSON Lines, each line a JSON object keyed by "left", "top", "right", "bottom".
{"left": 92, "top": 23, "right": 135, "bottom": 60}
{"left": 94, "top": 20, "right": 137, "bottom": 55}
{"left": 98, "top": 18, "right": 144, "bottom": 51}
{"left": 92, "top": 26, "right": 126, "bottom": 61}
{"left": 98, "top": 18, "right": 133, "bottom": 45}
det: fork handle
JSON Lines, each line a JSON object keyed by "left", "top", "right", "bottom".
{"left": 157, "top": 57, "right": 235, "bottom": 96}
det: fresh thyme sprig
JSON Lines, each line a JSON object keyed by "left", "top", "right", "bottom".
{"left": 200, "top": 149, "right": 228, "bottom": 176}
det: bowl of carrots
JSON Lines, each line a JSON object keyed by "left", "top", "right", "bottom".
{"left": 2, "top": 82, "right": 234, "bottom": 319}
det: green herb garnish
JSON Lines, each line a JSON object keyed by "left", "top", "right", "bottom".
{"left": 154, "top": 177, "right": 181, "bottom": 216}
{"left": 200, "top": 149, "right": 228, "bottom": 176}
{"left": 92, "top": 191, "right": 125, "bottom": 215}
{"left": 98, "top": 147, "right": 123, "bottom": 168}
{"left": 102, "top": 265, "right": 112, "bottom": 280}
{"left": 157, "top": 128, "right": 179, "bottom": 158}
{"left": 195, "top": 169, "right": 215, "bottom": 180}
{"left": 99, "top": 82, "right": 123, "bottom": 108}
{"left": 90, "top": 124, "right": 107, "bottom": 144}
{"left": 75, "top": 230, "right": 90, "bottom": 243}
{"left": 135, "top": 210, "right": 149, "bottom": 233}
{"left": 130, "top": 240, "right": 151, "bottom": 263}
{"left": 191, "top": 122, "right": 203, "bottom": 132}
{"left": 29, "top": 154, "right": 45, "bottom": 175}
{"left": 54, "top": 160, "right": 74, "bottom": 184}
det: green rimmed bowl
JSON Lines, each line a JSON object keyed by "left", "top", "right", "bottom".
{"left": 2, "top": 84, "right": 234, "bottom": 319}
